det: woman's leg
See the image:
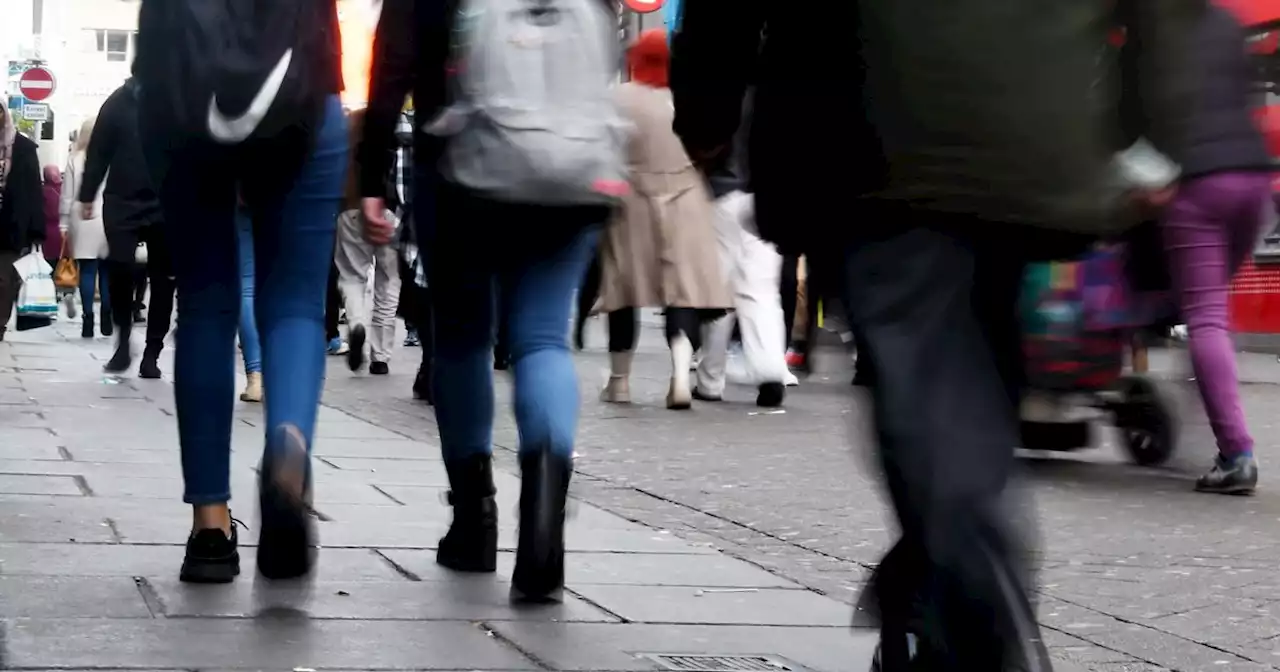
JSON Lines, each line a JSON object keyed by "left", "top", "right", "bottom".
{"left": 664, "top": 308, "right": 701, "bottom": 410}
{"left": 601, "top": 307, "right": 637, "bottom": 403}
{"left": 98, "top": 262, "right": 113, "bottom": 336}
{"left": 429, "top": 190, "right": 500, "bottom": 573}
{"left": 78, "top": 259, "right": 98, "bottom": 337}
{"left": 503, "top": 227, "right": 598, "bottom": 601}
{"left": 154, "top": 149, "right": 240, "bottom": 583}
{"left": 104, "top": 258, "right": 136, "bottom": 372}
{"left": 236, "top": 212, "right": 263, "bottom": 402}
{"left": 1162, "top": 173, "right": 1264, "bottom": 494}
{"left": 252, "top": 96, "right": 347, "bottom": 578}
{"left": 780, "top": 254, "right": 799, "bottom": 351}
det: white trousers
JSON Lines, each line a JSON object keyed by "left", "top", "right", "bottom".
{"left": 696, "top": 191, "right": 788, "bottom": 395}
{"left": 334, "top": 209, "right": 402, "bottom": 363}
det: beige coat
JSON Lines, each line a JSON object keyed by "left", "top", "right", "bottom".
{"left": 596, "top": 83, "right": 731, "bottom": 313}
{"left": 59, "top": 153, "right": 108, "bottom": 260}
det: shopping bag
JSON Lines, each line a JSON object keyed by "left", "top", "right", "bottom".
{"left": 1021, "top": 254, "right": 1125, "bottom": 391}
{"left": 13, "top": 249, "right": 59, "bottom": 318}
{"left": 54, "top": 239, "right": 79, "bottom": 290}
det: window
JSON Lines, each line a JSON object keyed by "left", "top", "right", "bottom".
{"left": 86, "top": 29, "right": 134, "bottom": 62}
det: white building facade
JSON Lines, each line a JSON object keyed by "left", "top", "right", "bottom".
{"left": 3, "top": 0, "right": 140, "bottom": 167}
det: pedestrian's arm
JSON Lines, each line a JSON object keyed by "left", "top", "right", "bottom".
{"left": 670, "top": 0, "right": 765, "bottom": 162}
{"left": 79, "top": 94, "right": 117, "bottom": 204}
{"left": 359, "top": 0, "right": 416, "bottom": 200}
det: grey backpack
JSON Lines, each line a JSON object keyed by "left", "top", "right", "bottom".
{"left": 430, "top": 0, "right": 627, "bottom": 206}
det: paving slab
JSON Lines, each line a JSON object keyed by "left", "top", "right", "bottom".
{"left": 2, "top": 619, "right": 535, "bottom": 669}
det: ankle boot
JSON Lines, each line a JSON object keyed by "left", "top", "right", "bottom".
{"left": 139, "top": 344, "right": 163, "bottom": 379}
{"left": 437, "top": 454, "right": 498, "bottom": 572}
{"left": 600, "top": 351, "right": 633, "bottom": 403}
{"left": 511, "top": 449, "right": 572, "bottom": 603}
{"left": 81, "top": 314, "right": 94, "bottom": 339}
{"left": 240, "top": 372, "right": 263, "bottom": 403}
{"left": 667, "top": 333, "right": 693, "bottom": 410}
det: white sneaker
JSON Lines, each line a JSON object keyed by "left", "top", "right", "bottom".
{"left": 783, "top": 370, "right": 800, "bottom": 387}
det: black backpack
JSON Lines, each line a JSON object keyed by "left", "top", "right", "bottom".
{"left": 135, "top": 0, "right": 335, "bottom": 145}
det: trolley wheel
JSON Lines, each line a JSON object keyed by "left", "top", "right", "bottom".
{"left": 1020, "top": 419, "right": 1092, "bottom": 452}
{"left": 1112, "top": 374, "right": 1178, "bottom": 466}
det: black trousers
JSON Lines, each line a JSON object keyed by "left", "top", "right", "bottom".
{"left": 398, "top": 255, "right": 434, "bottom": 380}
{"left": 607, "top": 306, "right": 702, "bottom": 353}
{"left": 844, "top": 213, "right": 1049, "bottom": 671}
{"left": 107, "top": 224, "right": 175, "bottom": 357}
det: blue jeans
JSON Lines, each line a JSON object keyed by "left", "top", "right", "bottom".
{"left": 236, "top": 212, "right": 263, "bottom": 375}
{"left": 428, "top": 186, "right": 601, "bottom": 462}
{"left": 157, "top": 97, "right": 347, "bottom": 504}
{"left": 77, "top": 259, "right": 110, "bottom": 322}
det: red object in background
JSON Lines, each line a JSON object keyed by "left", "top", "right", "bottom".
{"left": 1230, "top": 260, "right": 1280, "bottom": 333}
{"left": 18, "top": 67, "right": 55, "bottom": 102}
{"left": 1216, "top": 0, "right": 1280, "bottom": 27}
{"left": 623, "top": 0, "right": 664, "bottom": 13}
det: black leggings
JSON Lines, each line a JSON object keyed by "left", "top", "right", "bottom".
{"left": 607, "top": 307, "right": 702, "bottom": 353}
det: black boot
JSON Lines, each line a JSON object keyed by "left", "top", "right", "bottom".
{"left": 139, "top": 344, "right": 162, "bottom": 379}
{"left": 413, "top": 364, "right": 434, "bottom": 405}
{"left": 104, "top": 326, "right": 132, "bottom": 374}
{"left": 437, "top": 454, "right": 498, "bottom": 572}
{"left": 511, "top": 449, "right": 571, "bottom": 603}
{"left": 81, "top": 314, "right": 94, "bottom": 339}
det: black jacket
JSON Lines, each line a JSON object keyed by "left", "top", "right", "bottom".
{"left": 671, "top": 0, "right": 875, "bottom": 255}
{"left": 79, "top": 79, "right": 163, "bottom": 233}
{"left": 0, "top": 134, "right": 45, "bottom": 253}
{"left": 1120, "top": 5, "right": 1270, "bottom": 178}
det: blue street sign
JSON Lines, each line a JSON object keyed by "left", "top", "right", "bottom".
{"left": 7, "top": 96, "right": 26, "bottom": 113}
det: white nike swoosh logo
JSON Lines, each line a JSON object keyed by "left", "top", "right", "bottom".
{"left": 207, "top": 49, "right": 293, "bottom": 143}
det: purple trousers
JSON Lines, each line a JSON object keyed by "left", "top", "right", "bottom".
{"left": 1161, "top": 172, "right": 1271, "bottom": 457}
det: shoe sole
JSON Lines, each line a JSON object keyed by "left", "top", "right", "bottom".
{"left": 180, "top": 556, "right": 241, "bottom": 584}
{"left": 1196, "top": 485, "right": 1257, "bottom": 496}
{"left": 347, "top": 326, "right": 366, "bottom": 372}
{"left": 258, "top": 426, "right": 315, "bottom": 580}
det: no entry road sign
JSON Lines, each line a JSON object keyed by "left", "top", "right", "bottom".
{"left": 18, "top": 67, "right": 56, "bottom": 102}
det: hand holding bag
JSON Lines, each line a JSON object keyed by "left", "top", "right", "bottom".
{"left": 54, "top": 238, "right": 79, "bottom": 290}
{"left": 12, "top": 248, "right": 57, "bottom": 331}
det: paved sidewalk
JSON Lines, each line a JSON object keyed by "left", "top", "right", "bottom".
{"left": 0, "top": 321, "right": 878, "bottom": 671}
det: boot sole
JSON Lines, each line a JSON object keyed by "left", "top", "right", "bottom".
{"left": 258, "top": 427, "right": 315, "bottom": 580}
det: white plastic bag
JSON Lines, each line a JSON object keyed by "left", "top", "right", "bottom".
{"left": 13, "top": 249, "right": 58, "bottom": 318}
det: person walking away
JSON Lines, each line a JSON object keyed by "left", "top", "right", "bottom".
{"left": 78, "top": 77, "right": 173, "bottom": 377}
{"left": 335, "top": 108, "right": 402, "bottom": 375}
{"left": 236, "top": 207, "right": 263, "bottom": 403}
{"left": 693, "top": 89, "right": 788, "bottom": 407}
{"left": 0, "top": 99, "right": 46, "bottom": 340}
{"left": 41, "top": 165, "right": 74, "bottom": 318}
{"left": 597, "top": 29, "right": 731, "bottom": 410}
{"left": 361, "top": 0, "right": 622, "bottom": 601}
{"left": 134, "top": 0, "right": 347, "bottom": 582}
{"left": 1116, "top": 2, "right": 1273, "bottom": 494}
{"left": 671, "top": 0, "right": 1192, "bottom": 667}
{"left": 61, "top": 118, "right": 112, "bottom": 339}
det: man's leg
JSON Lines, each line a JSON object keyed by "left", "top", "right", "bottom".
{"left": 105, "top": 258, "right": 137, "bottom": 371}
{"left": 333, "top": 209, "right": 374, "bottom": 370}
{"left": 845, "top": 219, "right": 1047, "bottom": 670}
{"left": 369, "top": 242, "right": 403, "bottom": 368}
{"left": 325, "top": 260, "right": 342, "bottom": 347}
{"left": 732, "top": 199, "right": 788, "bottom": 389}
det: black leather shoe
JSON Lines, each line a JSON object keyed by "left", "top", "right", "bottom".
{"left": 369, "top": 361, "right": 389, "bottom": 375}
{"left": 1196, "top": 453, "right": 1258, "bottom": 495}
{"left": 437, "top": 454, "right": 498, "bottom": 572}
{"left": 511, "top": 449, "right": 571, "bottom": 603}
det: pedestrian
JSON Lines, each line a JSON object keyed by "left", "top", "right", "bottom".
{"left": 335, "top": 108, "right": 401, "bottom": 375}
{"left": 78, "top": 77, "right": 173, "bottom": 378}
{"left": 670, "top": 0, "right": 1187, "bottom": 667}
{"left": 61, "top": 117, "right": 112, "bottom": 339}
{"left": 360, "top": 0, "right": 622, "bottom": 601}
{"left": 597, "top": 29, "right": 731, "bottom": 410}
{"left": 134, "top": 0, "right": 347, "bottom": 582}
{"left": 692, "top": 88, "right": 789, "bottom": 408}
{"left": 0, "top": 98, "right": 46, "bottom": 340}
{"left": 235, "top": 207, "right": 263, "bottom": 403}
{"left": 1116, "top": 2, "right": 1274, "bottom": 494}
